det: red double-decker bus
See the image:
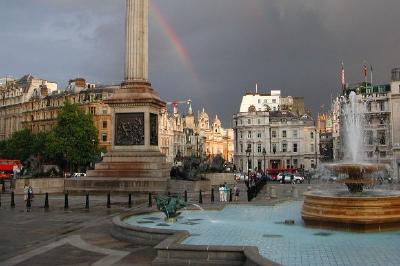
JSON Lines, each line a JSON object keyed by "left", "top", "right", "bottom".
{"left": 0, "top": 159, "right": 22, "bottom": 180}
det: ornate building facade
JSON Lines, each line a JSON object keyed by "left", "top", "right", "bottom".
{"left": 159, "top": 104, "right": 234, "bottom": 164}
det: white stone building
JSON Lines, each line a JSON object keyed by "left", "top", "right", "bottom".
{"left": 233, "top": 91, "right": 318, "bottom": 173}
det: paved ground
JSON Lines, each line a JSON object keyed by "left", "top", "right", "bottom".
{"left": 0, "top": 180, "right": 398, "bottom": 266}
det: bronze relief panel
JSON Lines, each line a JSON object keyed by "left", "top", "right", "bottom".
{"left": 115, "top": 113, "right": 145, "bottom": 146}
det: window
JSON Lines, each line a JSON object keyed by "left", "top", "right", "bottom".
{"left": 248, "top": 119, "right": 251, "bottom": 125}
{"left": 257, "top": 132, "right": 262, "bottom": 138}
{"left": 378, "top": 130, "right": 386, "bottom": 145}
{"left": 240, "top": 131, "right": 243, "bottom": 139}
{"left": 258, "top": 99, "right": 261, "bottom": 103}
{"left": 272, "top": 99, "right": 276, "bottom": 103}
{"left": 89, "top": 107, "right": 96, "bottom": 115}
{"left": 282, "top": 143, "right": 287, "bottom": 152}
{"left": 247, "top": 143, "right": 252, "bottom": 152}
{"left": 240, "top": 143, "right": 243, "bottom": 153}
{"left": 257, "top": 144, "right": 262, "bottom": 153}
{"left": 310, "top": 144, "right": 315, "bottom": 153}
{"left": 248, "top": 131, "right": 252, "bottom": 138}
{"left": 286, "top": 159, "right": 291, "bottom": 168}
{"left": 272, "top": 144, "right": 277, "bottom": 154}
{"left": 240, "top": 119, "right": 242, "bottom": 125}
{"left": 258, "top": 119, "right": 261, "bottom": 124}
{"left": 379, "top": 101, "right": 385, "bottom": 111}
{"left": 102, "top": 121, "right": 107, "bottom": 128}
{"left": 367, "top": 151, "right": 373, "bottom": 158}
{"left": 366, "top": 131, "right": 373, "bottom": 145}
{"left": 367, "top": 102, "right": 372, "bottom": 112}
{"left": 380, "top": 151, "right": 386, "bottom": 158}
{"left": 293, "top": 143, "right": 298, "bottom": 153}
{"left": 102, "top": 107, "right": 108, "bottom": 114}
{"left": 310, "top": 132, "right": 314, "bottom": 139}
{"left": 102, "top": 133, "right": 107, "bottom": 142}
{"left": 293, "top": 159, "right": 298, "bottom": 167}
{"left": 292, "top": 130, "right": 298, "bottom": 138}
{"left": 282, "top": 130, "right": 287, "bottom": 138}
{"left": 272, "top": 130, "right": 277, "bottom": 138}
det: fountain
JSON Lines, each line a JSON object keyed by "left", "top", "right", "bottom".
{"left": 302, "top": 92, "right": 400, "bottom": 232}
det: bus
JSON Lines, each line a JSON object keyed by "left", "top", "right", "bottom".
{"left": 0, "top": 159, "right": 22, "bottom": 180}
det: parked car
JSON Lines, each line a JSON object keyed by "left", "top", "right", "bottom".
{"left": 281, "top": 173, "right": 294, "bottom": 184}
{"left": 276, "top": 172, "right": 286, "bottom": 182}
{"left": 293, "top": 175, "right": 305, "bottom": 183}
{"left": 71, "top": 172, "right": 86, "bottom": 178}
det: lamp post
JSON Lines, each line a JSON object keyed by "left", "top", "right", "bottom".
{"left": 262, "top": 148, "right": 267, "bottom": 175}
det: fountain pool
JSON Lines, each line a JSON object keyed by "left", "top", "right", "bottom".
{"left": 124, "top": 202, "right": 400, "bottom": 266}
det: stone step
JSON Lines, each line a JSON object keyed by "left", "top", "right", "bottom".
{"left": 86, "top": 169, "right": 170, "bottom": 178}
{"left": 94, "top": 162, "right": 170, "bottom": 171}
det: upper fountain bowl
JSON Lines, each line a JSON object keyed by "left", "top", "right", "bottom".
{"left": 325, "top": 163, "right": 387, "bottom": 177}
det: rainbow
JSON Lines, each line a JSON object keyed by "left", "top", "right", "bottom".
{"left": 150, "top": 2, "right": 199, "bottom": 82}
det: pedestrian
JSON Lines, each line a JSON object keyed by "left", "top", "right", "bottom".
{"left": 28, "top": 185, "right": 34, "bottom": 201}
{"left": 219, "top": 184, "right": 224, "bottom": 202}
{"left": 234, "top": 184, "right": 240, "bottom": 201}
{"left": 23, "top": 184, "right": 29, "bottom": 202}
{"left": 223, "top": 182, "right": 229, "bottom": 202}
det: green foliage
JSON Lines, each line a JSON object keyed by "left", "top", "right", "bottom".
{"left": 51, "top": 101, "right": 99, "bottom": 171}
{"left": 0, "top": 129, "right": 34, "bottom": 161}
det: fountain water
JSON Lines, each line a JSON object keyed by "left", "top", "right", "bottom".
{"left": 302, "top": 91, "right": 400, "bottom": 232}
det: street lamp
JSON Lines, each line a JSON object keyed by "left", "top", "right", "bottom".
{"left": 262, "top": 148, "right": 267, "bottom": 175}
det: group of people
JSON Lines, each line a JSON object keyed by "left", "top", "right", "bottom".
{"left": 218, "top": 183, "right": 240, "bottom": 202}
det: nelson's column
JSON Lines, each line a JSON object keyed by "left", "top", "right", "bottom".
{"left": 66, "top": 0, "right": 170, "bottom": 194}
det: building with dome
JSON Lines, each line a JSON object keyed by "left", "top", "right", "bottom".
{"left": 159, "top": 103, "right": 234, "bottom": 164}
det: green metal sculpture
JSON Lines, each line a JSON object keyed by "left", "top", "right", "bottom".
{"left": 156, "top": 195, "right": 186, "bottom": 220}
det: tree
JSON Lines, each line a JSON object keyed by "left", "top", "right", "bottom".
{"left": 50, "top": 101, "right": 99, "bottom": 172}
{"left": 2, "top": 129, "right": 35, "bottom": 162}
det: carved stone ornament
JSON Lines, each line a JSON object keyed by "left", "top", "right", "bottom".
{"left": 150, "top": 113, "right": 158, "bottom": 146}
{"left": 115, "top": 113, "right": 145, "bottom": 146}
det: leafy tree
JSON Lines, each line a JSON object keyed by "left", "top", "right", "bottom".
{"left": 2, "top": 129, "right": 35, "bottom": 162}
{"left": 50, "top": 101, "right": 99, "bottom": 172}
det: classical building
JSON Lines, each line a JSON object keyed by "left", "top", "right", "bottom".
{"left": 233, "top": 90, "right": 319, "bottom": 172}
{"left": 159, "top": 103, "right": 234, "bottom": 164}
{"left": 0, "top": 74, "right": 57, "bottom": 141}
{"left": 330, "top": 68, "right": 400, "bottom": 178}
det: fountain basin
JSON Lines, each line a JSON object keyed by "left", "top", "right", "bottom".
{"left": 302, "top": 190, "right": 400, "bottom": 232}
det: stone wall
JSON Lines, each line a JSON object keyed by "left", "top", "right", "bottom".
{"left": 204, "top": 173, "right": 236, "bottom": 186}
{"left": 14, "top": 178, "right": 65, "bottom": 195}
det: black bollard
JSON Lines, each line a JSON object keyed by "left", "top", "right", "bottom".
{"left": 199, "top": 190, "right": 203, "bottom": 204}
{"left": 107, "top": 192, "right": 111, "bottom": 208}
{"left": 85, "top": 193, "right": 89, "bottom": 209}
{"left": 128, "top": 193, "right": 132, "bottom": 208}
{"left": 229, "top": 188, "right": 233, "bottom": 202}
{"left": 148, "top": 193, "right": 152, "bottom": 207}
{"left": 44, "top": 193, "right": 49, "bottom": 210}
{"left": 26, "top": 192, "right": 31, "bottom": 209}
{"left": 211, "top": 188, "right": 214, "bottom": 203}
{"left": 11, "top": 192, "right": 15, "bottom": 208}
{"left": 64, "top": 193, "right": 69, "bottom": 209}
{"left": 184, "top": 190, "right": 188, "bottom": 202}
{"left": 1, "top": 180, "right": 5, "bottom": 192}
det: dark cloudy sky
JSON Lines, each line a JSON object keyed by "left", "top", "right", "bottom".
{"left": 1, "top": 0, "right": 400, "bottom": 126}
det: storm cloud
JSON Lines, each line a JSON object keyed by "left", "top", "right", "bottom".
{"left": 1, "top": 0, "right": 400, "bottom": 126}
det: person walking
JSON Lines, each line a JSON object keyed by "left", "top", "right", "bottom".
{"left": 234, "top": 184, "right": 240, "bottom": 201}
{"left": 223, "top": 182, "right": 229, "bottom": 202}
{"left": 23, "top": 184, "right": 29, "bottom": 202}
{"left": 219, "top": 184, "right": 224, "bottom": 202}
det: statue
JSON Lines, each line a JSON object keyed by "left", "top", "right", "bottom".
{"left": 156, "top": 195, "right": 186, "bottom": 222}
